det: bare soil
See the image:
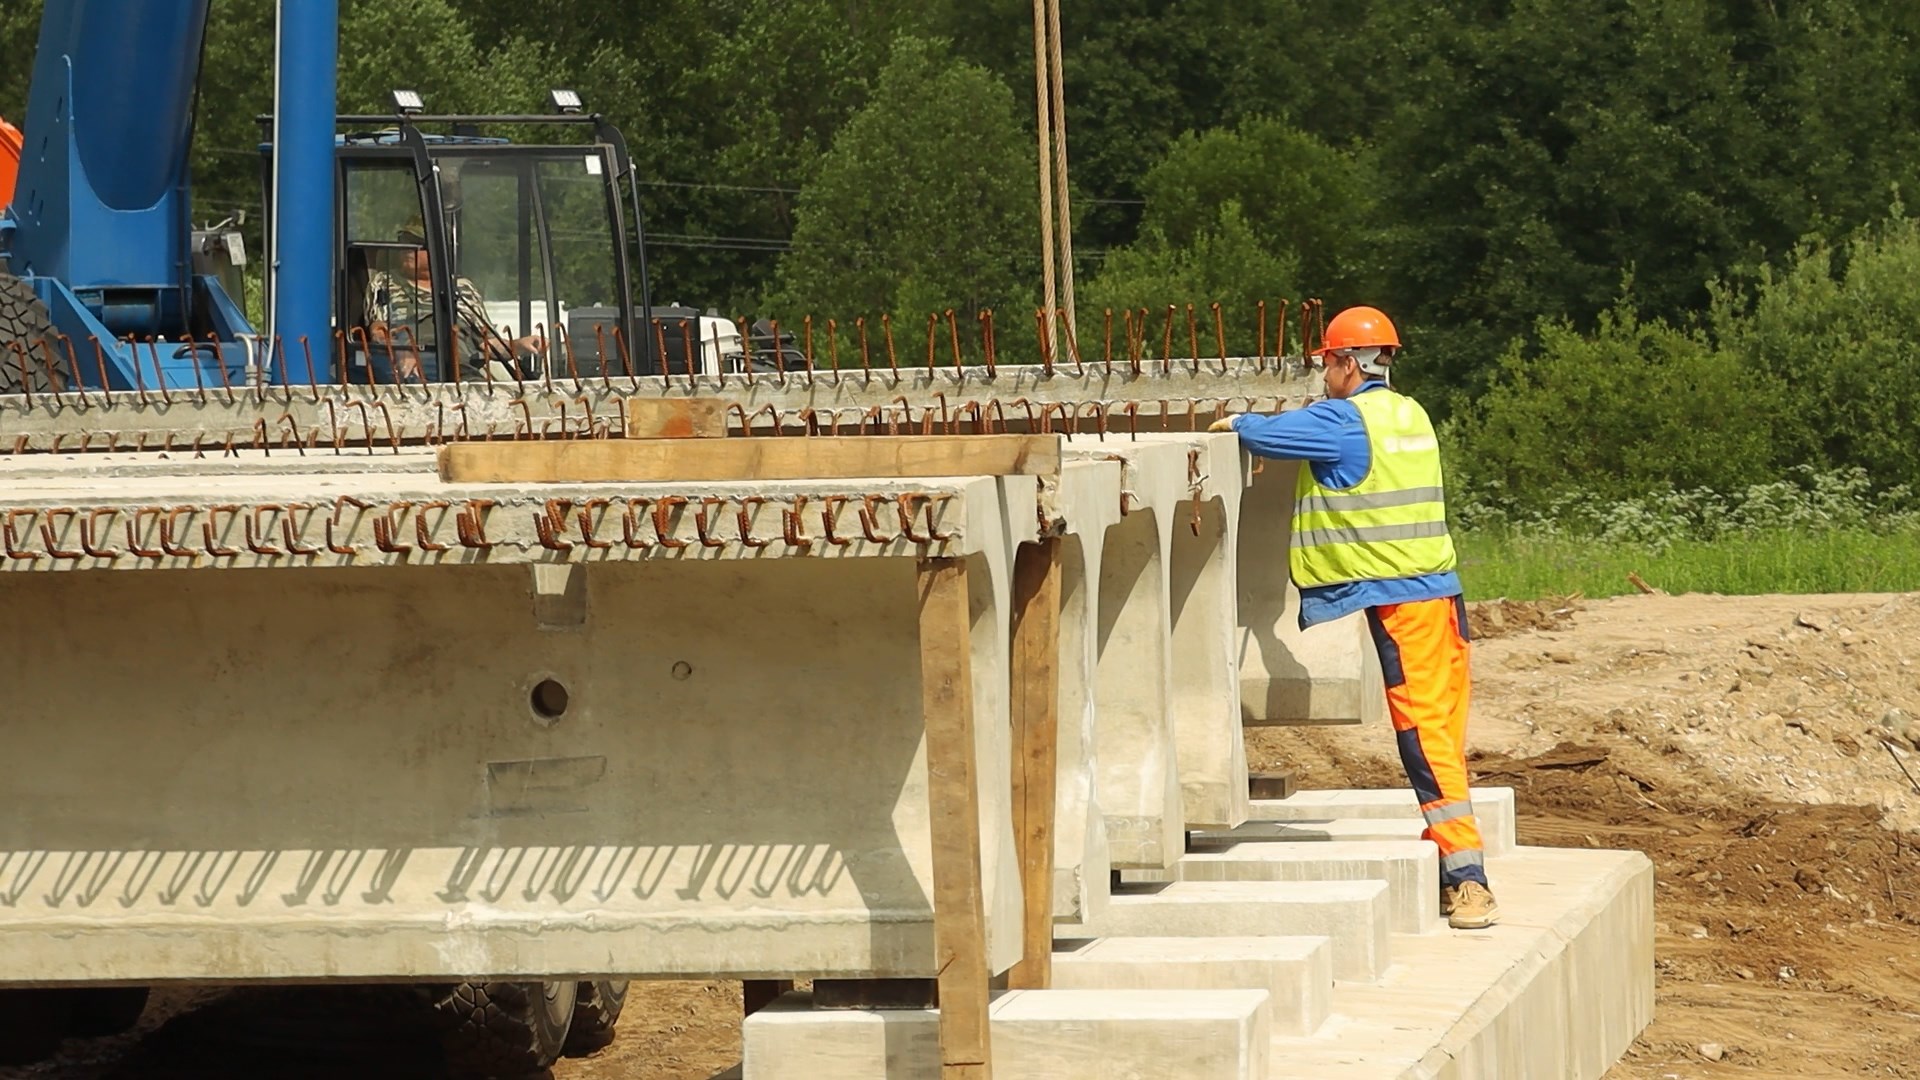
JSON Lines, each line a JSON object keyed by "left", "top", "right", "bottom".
{"left": 8, "top": 593, "right": 1920, "bottom": 1079}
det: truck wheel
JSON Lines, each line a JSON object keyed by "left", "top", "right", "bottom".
{"left": 564, "top": 979, "right": 627, "bottom": 1054}
{"left": 0, "top": 273, "right": 62, "bottom": 395}
{"left": 434, "top": 980, "right": 577, "bottom": 1078}
{"left": 0, "top": 989, "right": 69, "bottom": 1064}
{"left": 62, "top": 986, "right": 150, "bottom": 1038}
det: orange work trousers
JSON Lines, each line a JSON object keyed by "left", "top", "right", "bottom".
{"left": 1365, "top": 596, "right": 1487, "bottom": 887}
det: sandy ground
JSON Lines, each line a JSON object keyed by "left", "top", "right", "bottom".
{"left": 7, "top": 592, "right": 1920, "bottom": 1079}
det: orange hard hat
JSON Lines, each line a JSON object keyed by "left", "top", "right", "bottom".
{"left": 1318, "top": 305, "right": 1401, "bottom": 355}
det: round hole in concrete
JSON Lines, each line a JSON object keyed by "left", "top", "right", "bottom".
{"left": 671, "top": 661, "right": 694, "bottom": 681}
{"left": 530, "top": 678, "right": 570, "bottom": 721}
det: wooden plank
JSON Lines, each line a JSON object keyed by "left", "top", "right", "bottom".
{"left": 812, "top": 978, "right": 939, "bottom": 1010}
{"left": 1004, "top": 538, "right": 1062, "bottom": 991}
{"left": 918, "top": 557, "right": 993, "bottom": 1080}
{"left": 438, "top": 434, "right": 1061, "bottom": 484}
{"left": 623, "top": 397, "right": 729, "bottom": 439}
{"left": 1248, "top": 771, "right": 1297, "bottom": 801}
{"left": 742, "top": 979, "right": 793, "bottom": 1017}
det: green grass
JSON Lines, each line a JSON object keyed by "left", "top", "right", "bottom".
{"left": 1456, "top": 528, "right": 1920, "bottom": 601}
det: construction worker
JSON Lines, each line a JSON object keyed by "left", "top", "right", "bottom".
{"left": 1209, "top": 305, "right": 1497, "bottom": 930}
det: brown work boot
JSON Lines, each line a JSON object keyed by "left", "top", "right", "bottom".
{"left": 1446, "top": 881, "right": 1499, "bottom": 929}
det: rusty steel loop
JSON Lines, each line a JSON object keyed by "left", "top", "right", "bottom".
{"left": 782, "top": 494, "right": 812, "bottom": 550}
{"left": 244, "top": 505, "right": 285, "bottom": 556}
{"left": 412, "top": 500, "right": 452, "bottom": 553}
{"left": 326, "top": 496, "right": 369, "bottom": 556}
{"left": 533, "top": 508, "right": 574, "bottom": 553}
{"left": 896, "top": 493, "right": 931, "bottom": 544}
{"left": 160, "top": 506, "right": 197, "bottom": 557}
{"left": 281, "top": 504, "right": 320, "bottom": 556}
{"left": 39, "top": 508, "right": 84, "bottom": 560}
{"left": 368, "top": 502, "right": 415, "bottom": 555}
{"left": 651, "top": 496, "right": 690, "bottom": 550}
{"left": 77, "top": 507, "right": 122, "bottom": 558}
{"left": 820, "top": 495, "right": 852, "bottom": 547}
{"left": 201, "top": 505, "right": 242, "bottom": 557}
{"left": 1186, "top": 303, "right": 1202, "bottom": 374}
{"left": 455, "top": 499, "right": 495, "bottom": 550}
{"left": 4, "top": 509, "right": 41, "bottom": 561}
{"left": 620, "top": 497, "right": 653, "bottom": 550}
{"left": 693, "top": 497, "right": 729, "bottom": 549}
{"left": 925, "top": 494, "right": 957, "bottom": 541}
{"left": 1211, "top": 302, "right": 1229, "bottom": 375}
{"left": 577, "top": 499, "right": 614, "bottom": 550}
{"left": 858, "top": 494, "right": 896, "bottom": 544}
{"left": 736, "top": 496, "right": 771, "bottom": 549}
{"left": 126, "top": 507, "right": 166, "bottom": 559}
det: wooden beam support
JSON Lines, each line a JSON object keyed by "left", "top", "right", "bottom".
{"left": 742, "top": 979, "right": 793, "bottom": 1017}
{"left": 918, "top": 557, "right": 993, "bottom": 1080}
{"left": 1005, "top": 538, "right": 1062, "bottom": 991}
{"left": 439, "top": 434, "right": 1061, "bottom": 484}
{"left": 623, "top": 397, "right": 729, "bottom": 439}
{"left": 1248, "top": 771, "right": 1297, "bottom": 801}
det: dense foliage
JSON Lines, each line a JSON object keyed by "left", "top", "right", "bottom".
{"left": 5, "top": 0, "right": 1920, "bottom": 507}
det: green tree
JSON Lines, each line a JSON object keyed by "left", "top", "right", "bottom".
{"left": 1447, "top": 302, "right": 1798, "bottom": 507}
{"left": 1712, "top": 213, "right": 1920, "bottom": 483}
{"left": 1081, "top": 204, "right": 1297, "bottom": 359}
{"left": 770, "top": 35, "right": 1035, "bottom": 336}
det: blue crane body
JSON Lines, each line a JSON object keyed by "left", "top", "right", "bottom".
{"left": 3, "top": 0, "right": 334, "bottom": 388}
{"left": 0, "top": 0, "right": 673, "bottom": 394}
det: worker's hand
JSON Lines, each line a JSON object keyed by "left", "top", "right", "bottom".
{"left": 1207, "top": 415, "right": 1239, "bottom": 434}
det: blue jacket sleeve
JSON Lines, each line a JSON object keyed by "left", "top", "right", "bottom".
{"left": 1231, "top": 400, "right": 1356, "bottom": 464}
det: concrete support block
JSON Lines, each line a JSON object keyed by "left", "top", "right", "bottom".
{"left": 1162, "top": 435, "right": 1252, "bottom": 831}
{"left": 1052, "top": 935, "right": 1331, "bottom": 1036}
{"left": 1248, "top": 787, "right": 1518, "bottom": 856}
{"left": 741, "top": 988, "right": 1271, "bottom": 1080}
{"left": 1125, "top": 840, "right": 1442, "bottom": 934}
{"left": 1091, "top": 507, "right": 1183, "bottom": 870}
{"left": 1070, "top": 435, "right": 1254, "bottom": 866}
{"left": 1066, "top": 880, "right": 1391, "bottom": 981}
{"left": 1234, "top": 458, "right": 1386, "bottom": 727}
{"left": 1047, "top": 461, "right": 1122, "bottom": 924}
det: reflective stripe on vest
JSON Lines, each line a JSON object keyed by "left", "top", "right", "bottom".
{"left": 1289, "top": 389, "right": 1457, "bottom": 589}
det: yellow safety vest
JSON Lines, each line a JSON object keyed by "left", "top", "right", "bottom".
{"left": 1290, "top": 388, "right": 1457, "bottom": 588}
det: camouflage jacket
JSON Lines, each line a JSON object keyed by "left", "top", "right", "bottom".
{"left": 364, "top": 271, "right": 498, "bottom": 375}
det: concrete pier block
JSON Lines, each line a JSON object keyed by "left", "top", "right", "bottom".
{"left": 1067, "top": 879, "right": 1391, "bottom": 981}
{"left": 1125, "top": 840, "right": 1442, "bottom": 934}
{"left": 741, "top": 988, "right": 1272, "bottom": 1080}
{"left": 1052, "top": 935, "right": 1331, "bottom": 1036}
{"left": 1249, "top": 787, "right": 1518, "bottom": 856}
{"left": 1263, "top": 847, "right": 1653, "bottom": 1080}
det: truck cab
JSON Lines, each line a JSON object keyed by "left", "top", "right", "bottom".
{"left": 258, "top": 99, "right": 714, "bottom": 386}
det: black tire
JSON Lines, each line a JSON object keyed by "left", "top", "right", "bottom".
{"left": 433, "top": 980, "right": 577, "bottom": 1079}
{"left": 0, "top": 272, "right": 63, "bottom": 395}
{"left": 61, "top": 986, "right": 150, "bottom": 1038}
{"left": 564, "top": 979, "right": 627, "bottom": 1054}
{"left": 0, "top": 989, "right": 70, "bottom": 1065}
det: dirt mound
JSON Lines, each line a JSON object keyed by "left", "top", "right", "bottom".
{"left": 1466, "top": 596, "right": 1580, "bottom": 639}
